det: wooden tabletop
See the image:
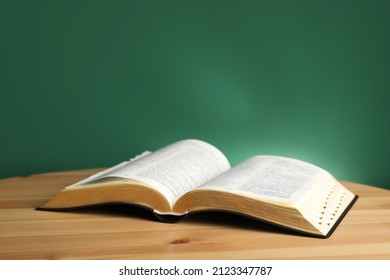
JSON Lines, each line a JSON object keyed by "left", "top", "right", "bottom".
{"left": 0, "top": 169, "right": 389, "bottom": 260}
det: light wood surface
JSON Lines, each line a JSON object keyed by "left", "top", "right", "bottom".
{"left": 0, "top": 169, "right": 389, "bottom": 260}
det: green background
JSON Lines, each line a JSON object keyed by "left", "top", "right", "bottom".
{"left": 1, "top": 0, "right": 389, "bottom": 189}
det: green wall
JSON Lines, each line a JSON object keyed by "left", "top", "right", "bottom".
{"left": 1, "top": 1, "right": 390, "bottom": 189}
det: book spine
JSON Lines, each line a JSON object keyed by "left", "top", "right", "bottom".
{"left": 153, "top": 210, "right": 187, "bottom": 223}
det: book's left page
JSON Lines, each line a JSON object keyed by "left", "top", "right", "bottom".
{"left": 63, "top": 139, "right": 231, "bottom": 209}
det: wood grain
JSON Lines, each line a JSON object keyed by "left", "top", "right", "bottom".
{"left": 0, "top": 169, "right": 389, "bottom": 259}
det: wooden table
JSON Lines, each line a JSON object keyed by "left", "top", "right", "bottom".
{"left": 0, "top": 169, "right": 389, "bottom": 260}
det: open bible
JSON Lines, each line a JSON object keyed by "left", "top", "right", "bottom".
{"left": 39, "top": 139, "right": 357, "bottom": 238}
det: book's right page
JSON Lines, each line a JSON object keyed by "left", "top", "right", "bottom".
{"left": 187, "top": 155, "right": 357, "bottom": 237}
{"left": 196, "top": 155, "right": 324, "bottom": 203}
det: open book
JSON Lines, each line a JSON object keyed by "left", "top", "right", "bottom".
{"left": 40, "top": 139, "right": 357, "bottom": 238}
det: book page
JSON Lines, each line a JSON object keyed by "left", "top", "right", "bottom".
{"left": 196, "top": 155, "right": 331, "bottom": 203}
{"left": 67, "top": 139, "right": 230, "bottom": 207}
{"left": 66, "top": 151, "right": 152, "bottom": 188}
